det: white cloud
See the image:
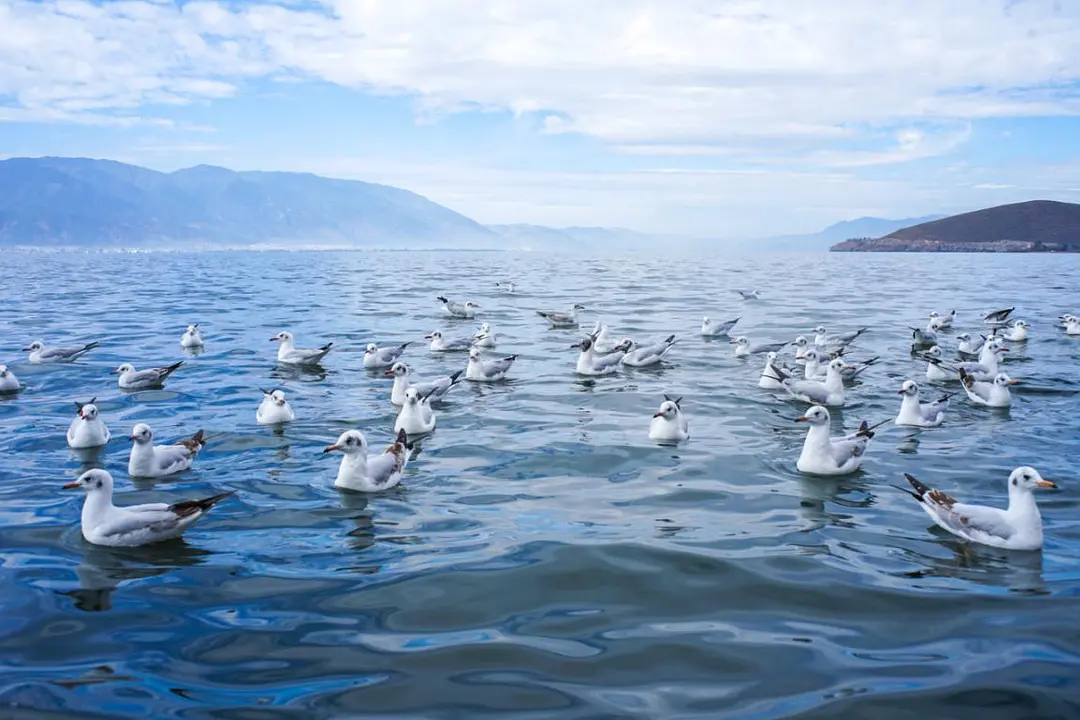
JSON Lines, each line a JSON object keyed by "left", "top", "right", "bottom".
{"left": 4, "top": 0, "right": 1080, "bottom": 233}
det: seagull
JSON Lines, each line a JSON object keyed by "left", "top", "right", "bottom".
{"left": 758, "top": 352, "right": 788, "bottom": 390}
{"left": 929, "top": 310, "right": 956, "bottom": 331}
{"left": 571, "top": 335, "right": 627, "bottom": 376}
{"left": 900, "top": 467, "right": 1056, "bottom": 551}
{"left": 64, "top": 469, "right": 233, "bottom": 548}
{"left": 730, "top": 336, "right": 787, "bottom": 357}
{"left": 0, "top": 364, "right": 20, "bottom": 394}
{"left": 1060, "top": 313, "right": 1077, "bottom": 329}
{"left": 701, "top": 316, "right": 740, "bottom": 337}
{"left": 806, "top": 349, "right": 879, "bottom": 384}
{"left": 960, "top": 370, "right": 1018, "bottom": 408}
{"left": 620, "top": 335, "right": 677, "bottom": 367}
{"left": 538, "top": 304, "right": 585, "bottom": 328}
{"left": 363, "top": 341, "right": 411, "bottom": 369}
{"left": 127, "top": 423, "right": 205, "bottom": 478}
{"left": 919, "top": 345, "right": 954, "bottom": 382}
{"left": 812, "top": 326, "right": 868, "bottom": 348}
{"left": 734, "top": 290, "right": 761, "bottom": 300}
{"left": 983, "top": 306, "right": 1015, "bottom": 327}
{"left": 956, "top": 333, "right": 984, "bottom": 357}
{"left": 425, "top": 330, "right": 475, "bottom": 353}
{"left": 270, "top": 331, "right": 332, "bottom": 365}
{"left": 466, "top": 347, "right": 518, "bottom": 382}
{"left": 495, "top": 281, "right": 515, "bottom": 293}
{"left": 437, "top": 296, "right": 480, "bottom": 319}
{"left": 590, "top": 322, "right": 619, "bottom": 352}
{"left": 956, "top": 339, "right": 1007, "bottom": 381}
{"left": 774, "top": 357, "right": 852, "bottom": 407}
{"left": 180, "top": 324, "right": 204, "bottom": 348}
{"left": 895, "top": 380, "right": 951, "bottom": 427}
{"left": 649, "top": 395, "right": 689, "bottom": 444}
{"left": 23, "top": 340, "right": 99, "bottom": 364}
{"left": 794, "top": 405, "right": 883, "bottom": 476}
{"left": 996, "top": 319, "right": 1030, "bottom": 342}
{"left": 67, "top": 398, "right": 110, "bottom": 449}
{"left": 395, "top": 387, "right": 437, "bottom": 436}
{"left": 792, "top": 336, "right": 812, "bottom": 363}
{"left": 112, "top": 361, "right": 184, "bottom": 390}
{"left": 385, "top": 362, "right": 463, "bottom": 406}
{"left": 472, "top": 323, "right": 497, "bottom": 348}
{"left": 1066, "top": 317, "right": 1080, "bottom": 336}
{"left": 257, "top": 389, "right": 295, "bottom": 424}
{"left": 324, "top": 428, "right": 410, "bottom": 493}
{"left": 910, "top": 326, "right": 938, "bottom": 349}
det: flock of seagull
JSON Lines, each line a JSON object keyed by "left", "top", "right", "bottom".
{"left": 2, "top": 289, "right": 1077, "bottom": 553}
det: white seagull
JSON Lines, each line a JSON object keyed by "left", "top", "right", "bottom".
{"left": 910, "top": 326, "right": 938, "bottom": 348}
{"left": 495, "top": 281, "right": 515, "bottom": 293}
{"left": 701, "top": 316, "right": 740, "bottom": 337}
{"left": 466, "top": 347, "right": 518, "bottom": 382}
{"left": 128, "top": 423, "right": 205, "bottom": 478}
{"left": 649, "top": 395, "right": 689, "bottom": 444}
{"left": 929, "top": 310, "right": 956, "bottom": 330}
{"left": 776, "top": 357, "right": 852, "bottom": 407}
{"left": 731, "top": 336, "right": 787, "bottom": 357}
{"left": 571, "top": 335, "right": 627, "bottom": 376}
{"left": 734, "top": 290, "right": 761, "bottom": 300}
{"left": 472, "top": 323, "right": 497, "bottom": 348}
{"left": 67, "top": 398, "right": 111, "bottom": 449}
{"left": 64, "top": 469, "right": 233, "bottom": 548}
{"left": 425, "top": 330, "right": 475, "bottom": 353}
{"left": 385, "top": 362, "right": 463, "bottom": 406}
{"left": 960, "top": 370, "right": 1018, "bottom": 408}
{"left": 0, "top": 364, "right": 20, "bottom": 393}
{"left": 620, "top": 335, "right": 677, "bottom": 367}
{"left": 180, "top": 324, "right": 204, "bottom": 348}
{"left": 997, "top": 319, "right": 1030, "bottom": 342}
{"left": 983, "top": 306, "right": 1015, "bottom": 327}
{"left": 437, "top": 296, "right": 480, "bottom": 318}
{"left": 792, "top": 336, "right": 811, "bottom": 363}
{"left": 956, "top": 339, "right": 1007, "bottom": 381}
{"left": 270, "top": 331, "right": 332, "bottom": 365}
{"left": 24, "top": 339, "right": 99, "bottom": 364}
{"left": 813, "top": 326, "right": 868, "bottom": 348}
{"left": 1065, "top": 317, "right": 1080, "bottom": 336}
{"left": 919, "top": 345, "right": 954, "bottom": 382}
{"left": 324, "top": 428, "right": 409, "bottom": 493}
{"left": 257, "top": 389, "right": 295, "bottom": 424}
{"left": 538, "top": 304, "right": 586, "bottom": 328}
{"left": 112, "top": 361, "right": 184, "bottom": 390}
{"left": 794, "top": 405, "right": 882, "bottom": 476}
{"left": 901, "top": 467, "right": 1056, "bottom": 551}
{"left": 758, "top": 352, "right": 788, "bottom": 390}
{"left": 395, "top": 387, "right": 437, "bottom": 436}
{"left": 895, "top": 380, "right": 951, "bottom": 428}
{"left": 363, "top": 341, "right": 412, "bottom": 369}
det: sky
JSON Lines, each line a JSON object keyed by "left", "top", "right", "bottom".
{"left": 4, "top": 0, "right": 1080, "bottom": 239}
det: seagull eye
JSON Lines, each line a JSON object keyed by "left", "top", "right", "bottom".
{"left": 96, "top": 480, "right": 103, "bottom": 488}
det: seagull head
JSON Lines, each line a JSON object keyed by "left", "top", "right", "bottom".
{"left": 793, "top": 336, "right": 807, "bottom": 348}
{"left": 324, "top": 430, "right": 367, "bottom": 455}
{"left": 386, "top": 362, "right": 408, "bottom": 378}
{"left": 23, "top": 340, "right": 44, "bottom": 352}
{"left": 111, "top": 363, "right": 135, "bottom": 375}
{"left": 364, "top": 343, "right": 378, "bottom": 354}
{"left": 270, "top": 331, "right": 293, "bottom": 343}
{"left": 571, "top": 337, "right": 594, "bottom": 351}
{"left": 79, "top": 403, "right": 100, "bottom": 420}
{"left": 572, "top": 304, "right": 586, "bottom": 311}
{"left": 186, "top": 324, "right": 199, "bottom": 335}
{"left": 653, "top": 399, "right": 679, "bottom": 420}
{"left": 924, "top": 345, "right": 942, "bottom": 359}
{"left": 899, "top": 380, "right": 919, "bottom": 396}
{"left": 265, "top": 389, "right": 288, "bottom": 406}
{"left": 468, "top": 347, "right": 482, "bottom": 361}
{"left": 730, "top": 336, "right": 749, "bottom": 347}
{"left": 425, "top": 331, "right": 442, "bottom": 341}
{"left": 812, "top": 326, "right": 827, "bottom": 336}
{"left": 993, "top": 373, "right": 1019, "bottom": 388}
{"left": 0, "top": 364, "right": 8, "bottom": 378}
{"left": 464, "top": 301, "right": 480, "bottom": 309}
{"left": 794, "top": 405, "right": 830, "bottom": 425}
{"left": 1009, "top": 466, "right": 1056, "bottom": 493}
{"left": 404, "top": 388, "right": 421, "bottom": 405}
{"left": 63, "top": 468, "right": 114, "bottom": 493}
{"left": 129, "top": 423, "right": 153, "bottom": 444}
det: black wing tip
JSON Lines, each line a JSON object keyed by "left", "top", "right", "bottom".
{"left": 904, "top": 472, "right": 931, "bottom": 499}
{"left": 191, "top": 429, "right": 205, "bottom": 444}
{"left": 437, "top": 296, "right": 448, "bottom": 303}
{"left": 505, "top": 354, "right": 520, "bottom": 361}
{"left": 395, "top": 427, "right": 408, "bottom": 446}
{"left": 449, "top": 369, "right": 464, "bottom": 382}
{"left": 321, "top": 342, "right": 334, "bottom": 351}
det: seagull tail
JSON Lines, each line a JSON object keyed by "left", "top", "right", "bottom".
{"left": 170, "top": 490, "right": 235, "bottom": 517}
{"left": 903, "top": 472, "right": 932, "bottom": 501}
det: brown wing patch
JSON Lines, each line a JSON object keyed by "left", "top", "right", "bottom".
{"left": 926, "top": 489, "right": 956, "bottom": 509}
{"left": 180, "top": 429, "right": 205, "bottom": 452}
{"left": 170, "top": 490, "right": 234, "bottom": 517}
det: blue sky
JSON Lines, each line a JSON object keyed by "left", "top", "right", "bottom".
{"left": 3, "top": 0, "right": 1080, "bottom": 238}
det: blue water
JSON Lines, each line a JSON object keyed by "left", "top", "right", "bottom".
{"left": 2, "top": 249, "right": 1080, "bottom": 719}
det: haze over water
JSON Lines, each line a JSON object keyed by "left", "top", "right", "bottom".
{"left": 2, "top": 249, "right": 1080, "bottom": 719}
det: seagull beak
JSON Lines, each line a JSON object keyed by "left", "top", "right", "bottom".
{"left": 1036, "top": 479, "right": 1057, "bottom": 489}
{"left": 128, "top": 434, "right": 137, "bottom": 441}
{"left": 62, "top": 481, "right": 80, "bottom": 489}
{"left": 384, "top": 368, "right": 396, "bottom": 377}
{"left": 269, "top": 337, "right": 280, "bottom": 342}
{"left": 323, "top": 444, "right": 342, "bottom": 453}
{"left": 652, "top": 411, "right": 664, "bottom": 418}
{"left": 844, "top": 364, "right": 856, "bottom": 371}
{"left": 569, "top": 343, "right": 582, "bottom": 349}
{"left": 728, "top": 339, "right": 737, "bottom": 344}
{"left": 109, "top": 369, "right": 119, "bottom": 374}
{"left": 424, "top": 334, "right": 433, "bottom": 339}
{"left": 1007, "top": 379, "right": 1020, "bottom": 385}
{"left": 897, "top": 389, "right": 905, "bottom": 394}
{"left": 794, "top": 416, "right": 808, "bottom": 423}
{"left": 21, "top": 346, "right": 31, "bottom": 351}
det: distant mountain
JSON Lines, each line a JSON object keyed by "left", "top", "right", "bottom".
{"left": 749, "top": 215, "right": 946, "bottom": 252}
{"left": 0, "top": 157, "right": 499, "bottom": 248}
{"left": 486, "top": 223, "right": 659, "bottom": 250}
{"left": 832, "top": 200, "right": 1080, "bottom": 252}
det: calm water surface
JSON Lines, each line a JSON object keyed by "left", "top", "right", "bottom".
{"left": 2, "top": 249, "right": 1080, "bottom": 719}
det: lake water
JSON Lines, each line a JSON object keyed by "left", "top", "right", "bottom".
{"left": 2, "top": 249, "right": 1080, "bottom": 719}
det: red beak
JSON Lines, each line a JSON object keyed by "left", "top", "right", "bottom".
{"left": 62, "top": 481, "right": 79, "bottom": 489}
